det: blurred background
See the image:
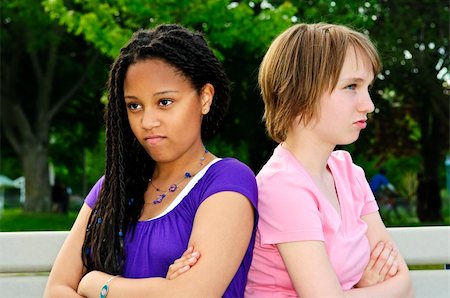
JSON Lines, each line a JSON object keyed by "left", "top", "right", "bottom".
{"left": 1, "top": 0, "right": 449, "bottom": 230}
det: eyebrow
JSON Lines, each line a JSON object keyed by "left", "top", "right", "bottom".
{"left": 340, "top": 76, "right": 376, "bottom": 85}
{"left": 340, "top": 77, "right": 366, "bottom": 83}
{"left": 124, "top": 90, "right": 179, "bottom": 100}
{"left": 154, "top": 90, "right": 179, "bottom": 95}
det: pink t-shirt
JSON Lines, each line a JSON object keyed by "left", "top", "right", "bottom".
{"left": 245, "top": 145, "right": 378, "bottom": 297}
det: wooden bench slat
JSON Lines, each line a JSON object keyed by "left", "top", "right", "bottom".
{"left": 388, "top": 226, "right": 450, "bottom": 265}
{"left": 0, "top": 227, "right": 448, "bottom": 298}
{"left": 410, "top": 270, "right": 450, "bottom": 298}
{"left": 0, "top": 231, "right": 68, "bottom": 273}
{"left": 0, "top": 275, "right": 48, "bottom": 298}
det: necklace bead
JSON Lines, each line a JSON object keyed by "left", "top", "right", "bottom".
{"left": 153, "top": 194, "right": 166, "bottom": 204}
{"left": 148, "top": 148, "right": 207, "bottom": 204}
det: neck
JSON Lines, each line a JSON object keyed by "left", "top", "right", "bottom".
{"left": 284, "top": 127, "right": 335, "bottom": 179}
{"left": 152, "top": 142, "right": 208, "bottom": 182}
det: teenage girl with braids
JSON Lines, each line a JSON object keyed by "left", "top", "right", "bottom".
{"left": 44, "top": 24, "right": 257, "bottom": 298}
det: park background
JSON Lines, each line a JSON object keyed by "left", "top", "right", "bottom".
{"left": 0, "top": 0, "right": 449, "bottom": 231}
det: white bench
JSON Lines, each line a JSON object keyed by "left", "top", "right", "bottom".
{"left": 0, "top": 231, "right": 69, "bottom": 298}
{"left": 388, "top": 226, "right": 450, "bottom": 298}
{"left": 0, "top": 227, "right": 449, "bottom": 297}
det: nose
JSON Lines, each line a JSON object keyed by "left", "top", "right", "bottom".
{"left": 141, "top": 108, "right": 160, "bottom": 130}
{"left": 358, "top": 90, "right": 375, "bottom": 114}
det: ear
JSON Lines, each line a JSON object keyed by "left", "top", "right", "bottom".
{"left": 200, "top": 83, "right": 214, "bottom": 115}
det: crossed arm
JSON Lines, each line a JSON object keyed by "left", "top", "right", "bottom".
{"left": 44, "top": 191, "right": 254, "bottom": 298}
{"left": 277, "top": 211, "right": 413, "bottom": 298}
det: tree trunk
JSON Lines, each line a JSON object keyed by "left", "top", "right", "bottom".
{"left": 417, "top": 105, "right": 443, "bottom": 222}
{"left": 21, "top": 145, "right": 51, "bottom": 212}
{"left": 1, "top": 1, "right": 101, "bottom": 213}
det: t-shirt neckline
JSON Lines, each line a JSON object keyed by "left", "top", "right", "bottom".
{"left": 140, "top": 158, "right": 222, "bottom": 221}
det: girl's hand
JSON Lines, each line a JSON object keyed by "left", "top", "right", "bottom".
{"left": 166, "top": 246, "right": 201, "bottom": 280}
{"left": 355, "top": 241, "right": 399, "bottom": 288}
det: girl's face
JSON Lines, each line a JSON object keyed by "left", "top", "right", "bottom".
{"left": 311, "top": 46, "right": 375, "bottom": 146}
{"left": 123, "top": 59, "right": 213, "bottom": 163}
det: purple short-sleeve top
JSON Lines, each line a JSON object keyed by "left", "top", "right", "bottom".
{"left": 85, "top": 158, "right": 258, "bottom": 297}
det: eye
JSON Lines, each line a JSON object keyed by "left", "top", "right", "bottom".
{"left": 127, "top": 103, "right": 142, "bottom": 111}
{"left": 345, "top": 84, "right": 357, "bottom": 90}
{"left": 159, "top": 99, "right": 173, "bottom": 107}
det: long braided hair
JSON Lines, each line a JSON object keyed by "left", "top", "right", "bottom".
{"left": 82, "top": 24, "right": 230, "bottom": 274}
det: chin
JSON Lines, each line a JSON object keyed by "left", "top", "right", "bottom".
{"left": 145, "top": 148, "right": 164, "bottom": 161}
{"left": 338, "top": 136, "right": 360, "bottom": 146}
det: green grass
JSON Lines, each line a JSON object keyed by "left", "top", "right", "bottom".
{"left": 409, "top": 264, "right": 448, "bottom": 270}
{"left": 0, "top": 208, "right": 77, "bottom": 231}
{"left": 1, "top": 191, "right": 448, "bottom": 231}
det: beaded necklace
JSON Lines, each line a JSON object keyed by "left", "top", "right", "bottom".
{"left": 148, "top": 148, "right": 208, "bottom": 204}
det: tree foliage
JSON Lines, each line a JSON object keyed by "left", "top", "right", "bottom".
{"left": 42, "top": 0, "right": 297, "bottom": 58}
{"left": 368, "top": 0, "right": 449, "bottom": 221}
{"left": 41, "top": 0, "right": 300, "bottom": 172}
{"left": 3, "top": 0, "right": 447, "bottom": 221}
{"left": 41, "top": 0, "right": 379, "bottom": 169}
{"left": 1, "top": 0, "right": 105, "bottom": 211}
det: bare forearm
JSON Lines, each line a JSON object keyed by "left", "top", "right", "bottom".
{"left": 79, "top": 271, "right": 161, "bottom": 298}
{"left": 44, "top": 285, "right": 85, "bottom": 298}
{"left": 355, "top": 213, "right": 414, "bottom": 298}
{"left": 345, "top": 270, "right": 413, "bottom": 298}
{"left": 78, "top": 270, "right": 219, "bottom": 298}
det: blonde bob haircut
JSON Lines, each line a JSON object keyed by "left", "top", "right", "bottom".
{"left": 259, "top": 23, "right": 381, "bottom": 143}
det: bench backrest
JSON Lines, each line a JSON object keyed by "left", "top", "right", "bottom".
{"left": 0, "top": 231, "right": 68, "bottom": 273}
{"left": 388, "top": 226, "right": 450, "bottom": 298}
{"left": 0, "top": 231, "right": 68, "bottom": 298}
{"left": 0, "top": 227, "right": 449, "bottom": 297}
{"left": 388, "top": 226, "right": 450, "bottom": 265}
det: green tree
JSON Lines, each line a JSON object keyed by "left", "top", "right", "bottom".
{"left": 42, "top": 0, "right": 297, "bottom": 59}
{"left": 42, "top": 0, "right": 378, "bottom": 170}
{"left": 1, "top": 0, "right": 103, "bottom": 211}
{"left": 41, "top": 0, "right": 299, "bottom": 170}
{"left": 220, "top": 0, "right": 380, "bottom": 169}
{"left": 368, "top": 0, "right": 449, "bottom": 222}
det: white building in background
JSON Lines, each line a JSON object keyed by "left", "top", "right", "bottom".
{"left": 0, "top": 175, "right": 25, "bottom": 213}
{"left": 14, "top": 177, "right": 25, "bottom": 204}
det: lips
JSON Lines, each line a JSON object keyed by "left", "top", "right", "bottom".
{"left": 354, "top": 120, "right": 367, "bottom": 129}
{"left": 144, "top": 135, "right": 165, "bottom": 144}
